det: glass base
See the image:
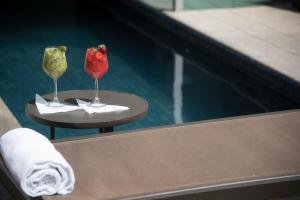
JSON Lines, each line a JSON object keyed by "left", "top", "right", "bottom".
{"left": 47, "top": 100, "right": 64, "bottom": 107}
{"left": 88, "top": 98, "right": 106, "bottom": 108}
{"left": 89, "top": 102, "right": 106, "bottom": 108}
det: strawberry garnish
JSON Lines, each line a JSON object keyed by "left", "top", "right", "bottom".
{"left": 100, "top": 47, "right": 106, "bottom": 54}
{"left": 98, "top": 44, "right": 106, "bottom": 54}
{"left": 95, "top": 52, "right": 102, "bottom": 60}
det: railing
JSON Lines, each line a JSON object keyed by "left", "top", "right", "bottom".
{"left": 173, "top": 0, "right": 183, "bottom": 11}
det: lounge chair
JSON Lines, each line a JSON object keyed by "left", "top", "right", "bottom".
{"left": 1, "top": 97, "right": 300, "bottom": 199}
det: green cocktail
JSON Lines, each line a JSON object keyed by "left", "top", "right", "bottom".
{"left": 42, "top": 46, "right": 67, "bottom": 107}
{"left": 43, "top": 46, "right": 67, "bottom": 79}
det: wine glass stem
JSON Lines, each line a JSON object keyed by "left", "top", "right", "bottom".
{"left": 53, "top": 79, "right": 59, "bottom": 102}
{"left": 95, "top": 79, "right": 99, "bottom": 102}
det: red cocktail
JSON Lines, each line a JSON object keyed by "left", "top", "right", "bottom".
{"left": 84, "top": 44, "right": 109, "bottom": 107}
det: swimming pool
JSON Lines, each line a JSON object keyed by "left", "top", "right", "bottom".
{"left": 0, "top": 1, "right": 298, "bottom": 139}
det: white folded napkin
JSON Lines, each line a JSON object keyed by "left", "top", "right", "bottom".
{"left": 76, "top": 98, "right": 129, "bottom": 114}
{"left": 36, "top": 94, "right": 81, "bottom": 114}
{"left": 0, "top": 128, "right": 75, "bottom": 197}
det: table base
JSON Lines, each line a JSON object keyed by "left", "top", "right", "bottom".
{"left": 49, "top": 126, "right": 114, "bottom": 140}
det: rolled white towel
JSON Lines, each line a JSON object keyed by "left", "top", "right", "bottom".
{"left": 0, "top": 128, "right": 75, "bottom": 197}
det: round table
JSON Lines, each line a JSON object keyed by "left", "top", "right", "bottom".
{"left": 26, "top": 90, "right": 148, "bottom": 140}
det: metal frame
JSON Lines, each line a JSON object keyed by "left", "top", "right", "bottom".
{"left": 49, "top": 126, "right": 114, "bottom": 141}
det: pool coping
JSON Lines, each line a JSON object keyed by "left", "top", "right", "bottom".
{"left": 103, "top": 0, "right": 300, "bottom": 104}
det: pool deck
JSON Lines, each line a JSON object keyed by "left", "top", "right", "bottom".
{"left": 140, "top": 2, "right": 300, "bottom": 85}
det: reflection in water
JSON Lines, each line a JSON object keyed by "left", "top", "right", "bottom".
{"left": 173, "top": 53, "right": 183, "bottom": 123}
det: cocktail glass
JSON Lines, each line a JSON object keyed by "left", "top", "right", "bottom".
{"left": 42, "top": 46, "right": 67, "bottom": 107}
{"left": 84, "top": 44, "right": 109, "bottom": 107}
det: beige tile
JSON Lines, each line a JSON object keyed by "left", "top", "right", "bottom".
{"left": 259, "top": 53, "right": 300, "bottom": 82}
{"left": 232, "top": 6, "right": 300, "bottom": 34}
{"left": 187, "top": 18, "right": 236, "bottom": 34}
{"left": 261, "top": 34, "right": 300, "bottom": 57}
{"left": 165, "top": 6, "right": 300, "bottom": 83}
{"left": 166, "top": 11, "right": 236, "bottom": 33}
{"left": 286, "top": 33, "right": 300, "bottom": 42}
{"left": 202, "top": 8, "right": 284, "bottom": 37}
{"left": 210, "top": 30, "right": 283, "bottom": 58}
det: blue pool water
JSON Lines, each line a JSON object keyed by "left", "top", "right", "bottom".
{"left": 0, "top": 1, "right": 296, "bottom": 139}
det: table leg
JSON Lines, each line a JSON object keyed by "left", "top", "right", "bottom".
{"left": 50, "top": 127, "right": 55, "bottom": 140}
{"left": 99, "top": 127, "right": 114, "bottom": 133}
{"left": 103, "top": 127, "right": 113, "bottom": 133}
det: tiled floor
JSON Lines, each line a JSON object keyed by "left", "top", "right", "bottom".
{"left": 140, "top": 0, "right": 300, "bottom": 83}
{"left": 161, "top": 6, "right": 300, "bottom": 83}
